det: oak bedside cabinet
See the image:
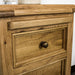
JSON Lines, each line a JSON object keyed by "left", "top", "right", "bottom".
{"left": 0, "top": 5, "right": 75, "bottom": 75}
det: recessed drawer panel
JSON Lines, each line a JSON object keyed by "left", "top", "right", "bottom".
{"left": 23, "top": 61, "right": 62, "bottom": 75}
{"left": 14, "top": 52, "right": 66, "bottom": 75}
{"left": 12, "top": 24, "right": 67, "bottom": 67}
{"left": 14, "top": 30, "right": 62, "bottom": 61}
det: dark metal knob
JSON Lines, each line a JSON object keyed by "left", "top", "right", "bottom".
{"left": 40, "top": 41, "right": 48, "bottom": 48}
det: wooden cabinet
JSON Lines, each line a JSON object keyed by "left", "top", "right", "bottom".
{"left": 0, "top": 5, "right": 74, "bottom": 75}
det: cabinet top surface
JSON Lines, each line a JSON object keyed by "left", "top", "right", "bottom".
{"left": 0, "top": 5, "right": 75, "bottom": 11}
{"left": 0, "top": 5, "right": 75, "bottom": 17}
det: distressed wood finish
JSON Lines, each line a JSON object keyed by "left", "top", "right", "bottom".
{"left": 23, "top": 61, "right": 62, "bottom": 75}
{"left": 14, "top": 50, "right": 66, "bottom": 75}
{"left": 0, "top": 5, "right": 74, "bottom": 75}
{"left": 0, "top": 11, "right": 14, "bottom": 18}
{"left": 0, "top": 5, "right": 75, "bottom": 17}
{"left": 14, "top": 8, "right": 72, "bottom": 16}
{"left": 8, "top": 17, "right": 72, "bottom": 30}
{"left": 12, "top": 24, "right": 67, "bottom": 67}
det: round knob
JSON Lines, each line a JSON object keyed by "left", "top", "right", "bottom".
{"left": 40, "top": 41, "right": 48, "bottom": 48}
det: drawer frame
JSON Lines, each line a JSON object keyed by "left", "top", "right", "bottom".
{"left": 12, "top": 23, "right": 68, "bottom": 68}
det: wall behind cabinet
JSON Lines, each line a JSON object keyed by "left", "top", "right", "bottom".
{"left": 41, "top": 0, "right": 75, "bottom": 4}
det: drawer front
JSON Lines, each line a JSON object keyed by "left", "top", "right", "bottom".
{"left": 14, "top": 51, "right": 66, "bottom": 75}
{"left": 23, "top": 61, "right": 62, "bottom": 75}
{"left": 12, "top": 24, "right": 67, "bottom": 67}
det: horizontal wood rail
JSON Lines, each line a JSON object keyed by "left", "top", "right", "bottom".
{"left": 14, "top": 9, "right": 73, "bottom": 16}
{"left": 0, "top": 8, "right": 73, "bottom": 18}
{"left": 8, "top": 17, "right": 72, "bottom": 30}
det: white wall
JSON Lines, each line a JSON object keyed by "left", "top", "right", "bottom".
{"left": 72, "top": 14, "right": 75, "bottom": 66}
{"left": 0, "top": 0, "right": 5, "bottom": 4}
{"left": 0, "top": 0, "right": 18, "bottom": 4}
{"left": 41, "top": 0, "right": 75, "bottom": 66}
{"left": 41, "top": 0, "right": 75, "bottom": 4}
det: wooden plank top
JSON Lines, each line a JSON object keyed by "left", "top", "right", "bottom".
{"left": 0, "top": 5, "right": 75, "bottom": 17}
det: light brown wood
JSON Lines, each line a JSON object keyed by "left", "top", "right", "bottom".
{"left": 14, "top": 9, "right": 72, "bottom": 16}
{"left": 0, "top": 18, "right": 14, "bottom": 75}
{"left": 0, "top": 5, "right": 75, "bottom": 12}
{"left": 0, "top": 5, "right": 74, "bottom": 75}
{"left": 0, "top": 5, "right": 75, "bottom": 17}
{"left": 8, "top": 17, "right": 72, "bottom": 30}
{"left": 65, "top": 15, "right": 73, "bottom": 75}
{"left": 0, "top": 19, "right": 3, "bottom": 75}
{"left": 23, "top": 61, "right": 61, "bottom": 75}
{"left": 0, "top": 11, "right": 14, "bottom": 18}
{"left": 14, "top": 50, "right": 66, "bottom": 75}
{"left": 12, "top": 25, "right": 66, "bottom": 67}
{"left": 10, "top": 13, "right": 73, "bottom": 22}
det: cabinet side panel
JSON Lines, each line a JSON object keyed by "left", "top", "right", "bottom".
{"left": 0, "top": 47, "right": 3, "bottom": 75}
{"left": 0, "top": 19, "right": 3, "bottom": 75}
{"left": 0, "top": 19, "right": 10, "bottom": 75}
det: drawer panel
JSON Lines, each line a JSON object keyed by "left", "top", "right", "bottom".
{"left": 14, "top": 51, "right": 66, "bottom": 75}
{"left": 13, "top": 30, "right": 63, "bottom": 61}
{"left": 14, "top": 50, "right": 66, "bottom": 75}
{"left": 12, "top": 24, "right": 67, "bottom": 67}
{"left": 22, "top": 61, "right": 62, "bottom": 75}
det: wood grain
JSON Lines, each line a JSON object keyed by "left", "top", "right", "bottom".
{"left": 0, "top": 5, "right": 74, "bottom": 75}
{"left": 0, "top": 18, "right": 14, "bottom": 75}
{"left": 0, "top": 5, "right": 75, "bottom": 12}
{"left": 14, "top": 9, "right": 72, "bottom": 16}
{"left": 0, "top": 19, "right": 3, "bottom": 75}
{"left": 13, "top": 28, "right": 63, "bottom": 65}
{"left": 23, "top": 61, "right": 61, "bottom": 75}
{"left": 0, "top": 5, "right": 75, "bottom": 17}
{"left": 65, "top": 15, "right": 73, "bottom": 75}
{"left": 8, "top": 17, "right": 71, "bottom": 30}
{"left": 9, "top": 14, "right": 72, "bottom": 25}
{"left": 14, "top": 50, "right": 66, "bottom": 75}
{"left": 0, "top": 11, "right": 14, "bottom": 18}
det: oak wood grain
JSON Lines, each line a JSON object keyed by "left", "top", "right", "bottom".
{"left": 65, "top": 15, "right": 73, "bottom": 75}
{"left": 0, "top": 19, "right": 3, "bottom": 75}
{"left": 0, "top": 18, "right": 14, "bottom": 75}
{"left": 0, "top": 5, "right": 75, "bottom": 17}
{"left": 23, "top": 61, "right": 61, "bottom": 75}
{"left": 0, "top": 11, "right": 14, "bottom": 18}
{"left": 14, "top": 50, "right": 66, "bottom": 75}
{"left": 0, "top": 5, "right": 73, "bottom": 75}
{"left": 14, "top": 8, "right": 72, "bottom": 16}
{"left": 13, "top": 28, "right": 63, "bottom": 65}
{"left": 0, "top": 5, "right": 75, "bottom": 12}
{"left": 8, "top": 17, "right": 71, "bottom": 30}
